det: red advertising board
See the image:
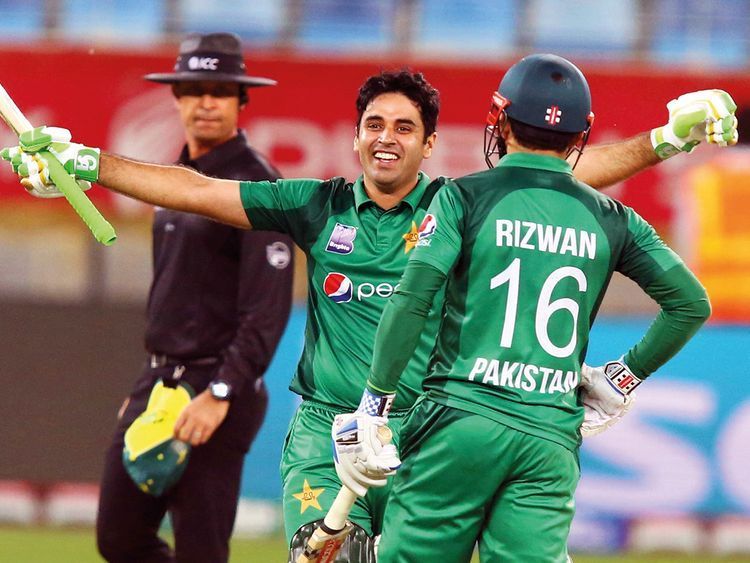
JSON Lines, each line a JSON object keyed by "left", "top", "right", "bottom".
{"left": 0, "top": 45, "right": 748, "bottom": 231}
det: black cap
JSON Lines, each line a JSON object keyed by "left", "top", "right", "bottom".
{"left": 144, "top": 32, "right": 276, "bottom": 88}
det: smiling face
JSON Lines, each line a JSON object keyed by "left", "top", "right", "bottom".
{"left": 172, "top": 80, "right": 242, "bottom": 158}
{"left": 354, "top": 92, "right": 436, "bottom": 200}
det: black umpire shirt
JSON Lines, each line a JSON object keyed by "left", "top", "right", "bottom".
{"left": 144, "top": 130, "right": 294, "bottom": 397}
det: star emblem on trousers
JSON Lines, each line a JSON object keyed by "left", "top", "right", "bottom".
{"left": 292, "top": 479, "right": 325, "bottom": 513}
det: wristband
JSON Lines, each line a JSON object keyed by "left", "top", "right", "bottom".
{"left": 604, "top": 360, "right": 642, "bottom": 395}
{"left": 650, "top": 127, "right": 701, "bottom": 160}
{"left": 357, "top": 388, "right": 395, "bottom": 417}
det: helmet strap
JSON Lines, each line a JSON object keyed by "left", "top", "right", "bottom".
{"left": 483, "top": 121, "right": 506, "bottom": 169}
{"left": 566, "top": 116, "right": 593, "bottom": 169}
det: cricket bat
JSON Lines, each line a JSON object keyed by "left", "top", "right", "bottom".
{"left": 0, "top": 83, "right": 117, "bottom": 245}
{"left": 296, "top": 486, "right": 358, "bottom": 563}
{"left": 297, "top": 425, "right": 394, "bottom": 563}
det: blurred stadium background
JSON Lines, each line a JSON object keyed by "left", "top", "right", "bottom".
{"left": 0, "top": 0, "right": 749, "bottom": 561}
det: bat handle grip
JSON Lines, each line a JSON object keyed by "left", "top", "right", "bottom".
{"left": 322, "top": 487, "right": 358, "bottom": 531}
{"left": 42, "top": 152, "right": 117, "bottom": 245}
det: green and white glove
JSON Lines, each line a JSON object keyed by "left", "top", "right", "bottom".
{"left": 0, "top": 126, "right": 100, "bottom": 198}
{"left": 651, "top": 89, "right": 738, "bottom": 159}
{"left": 1, "top": 146, "right": 92, "bottom": 198}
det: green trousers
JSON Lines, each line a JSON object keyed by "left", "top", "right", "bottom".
{"left": 378, "top": 397, "right": 579, "bottom": 563}
{"left": 280, "top": 400, "right": 405, "bottom": 541}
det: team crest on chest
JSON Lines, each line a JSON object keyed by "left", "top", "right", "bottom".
{"left": 325, "top": 223, "right": 358, "bottom": 255}
{"left": 402, "top": 221, "right": 419, "bottom": 253}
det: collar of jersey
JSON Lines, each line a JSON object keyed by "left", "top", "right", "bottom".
{"left": 177, "top": 130, "right": 249, "bottom": 173}
{"left": 497, "top": 152, "right": 573, "bottom": 175}
{"left": 353, "top": 171, "right": 432, "bottom": 212}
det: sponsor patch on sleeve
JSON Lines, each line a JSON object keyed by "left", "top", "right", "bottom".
{"left": 416, "top": 213, "right": 437, "bottom": 247}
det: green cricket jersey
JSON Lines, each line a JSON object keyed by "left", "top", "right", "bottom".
{"left": 369, "top": 153, "right": 709, "bottom": 451}
{"left": 239, "top": 173, "right": 446, "bottom": 411}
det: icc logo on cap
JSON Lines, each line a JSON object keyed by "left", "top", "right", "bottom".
{"left": 323, "top": 272, "right": 353, "bottom": 303}
{"left": 188, "top": 56, "right": 219, "bottom": 71}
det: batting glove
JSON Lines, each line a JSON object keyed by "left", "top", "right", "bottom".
{"left": 1, "top": 146, "right": 92, "bottom": 198}
{"left": 332, "top": 389, "right": 401, "bottom": 497}
{"left": 579, "top": 359, "right": 641, "bottom": 437}
{"left": 651, "top": 89, "right": 738, "bottom": 159}
{"left": 0, "top": 125, "right": 100, "bottom": 198}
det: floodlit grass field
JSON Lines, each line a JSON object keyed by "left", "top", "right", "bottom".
{"left": 3, "top": 527, "right": 750, "bottom": 563}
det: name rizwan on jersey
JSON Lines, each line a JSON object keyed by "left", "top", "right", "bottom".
{"left": 496, "top": 220, "right": 597, "bottom": 260}
{"left": 468, "top": 357, "right": 579, "bottom": 395}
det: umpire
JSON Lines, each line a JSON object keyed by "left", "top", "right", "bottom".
{"left": 96, "top": 32, "right": 294, "bottom": 563}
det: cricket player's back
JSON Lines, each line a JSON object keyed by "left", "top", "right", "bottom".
{"left": 411, "top": 152, "right": 665, "bottom": 449}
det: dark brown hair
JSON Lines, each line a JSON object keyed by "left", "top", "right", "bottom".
{"left": 356, "top": 70, "right": 440, "bottom": 140}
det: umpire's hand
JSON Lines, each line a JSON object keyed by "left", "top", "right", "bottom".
{"left": 173, "top": 391, "right": 230, "bottom": 446}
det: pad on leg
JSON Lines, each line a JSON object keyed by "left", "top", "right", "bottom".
{"left": 289, "top": 519, "right": 376, "bottom": 563}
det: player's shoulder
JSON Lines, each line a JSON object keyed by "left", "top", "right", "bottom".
{"left": 573, "top": 178, "right": 629, "bottom": 219}
{"left": 429, "top": 175, "right": 453, "bottom": 187}
{"left": 327, "top": 176, "right": 353, "bottom": 191}
{"left": 422, "top": 174, "right": 452, "bottom": 196}
{"left": 451, "top": 167, "right": 499, "bottom": 188}
{"left": 287, "top": 176, "right": 355, "bottom": 211}
{"left": 438, "top": 168, "right": 501, "bottom": 203}
{"left": 419, "top": 171, "right": 499, "bottom": 208}
{"left": 411, "top": 175, "right": 455, "bottom": 210}
{"left": 305, "top": 176, "right": 353, "bottom": 199}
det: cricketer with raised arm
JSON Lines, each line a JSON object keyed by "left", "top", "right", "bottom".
{"left": 0, "top": 86, "right": 739, "bottom": 459}
{"left": 0, "top": 89, "right": 737, "bottom": 208}
{"left": 347, "top": 54, "right": 722, "bottom": 562}
{"left": 327, "top": 87, "right": 739, "bottom": 495}
{"left": 0, "top": 82, "right": 738, "bottom": 563}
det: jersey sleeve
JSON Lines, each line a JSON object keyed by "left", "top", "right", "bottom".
{"left": 367, "top": 261, "right": 448, "bottom": 395}
{"left": 624, "top": 264, "right": 710, "bottom": 377}
{"left": 616, "top": 208, "right": 685, "bottom": 285}
{"left": 408, "top": 180, "right": 465, "bottom": 275}
{"left": 617, "top": 208, "right": 711, "bottom": 377}
{"left": 239, "top": 178, "right": 323, "bottom": 244}
{"left": 367, "top": 181, "right": 464, "bottom": 395}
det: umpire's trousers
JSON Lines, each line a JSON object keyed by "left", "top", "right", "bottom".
{"left": 96, "top": 362, "right": 267, "bottom": 563}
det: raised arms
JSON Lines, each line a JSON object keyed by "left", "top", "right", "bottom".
{"left": 573, "top": 89, "right": 738, "bottom": 189}
{"left": 1, "top": 126, "right": 251, "bottom": 229}
{"left": 100, "top": 152, "right": 250, "bottom": 228}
